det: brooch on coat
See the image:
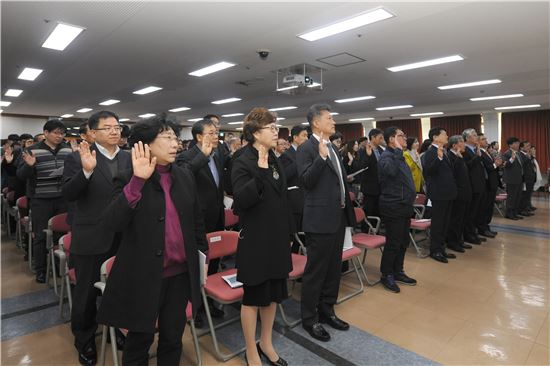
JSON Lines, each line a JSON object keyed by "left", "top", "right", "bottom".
{"left": 270, "top": 163, "right": 280, "bottom": 180}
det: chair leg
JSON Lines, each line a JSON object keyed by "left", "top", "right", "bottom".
{"left": 66, "top": 277, "right": 73, "bottom": 313}
{"left": 99, "top": 325, "right": 108, "bottom": 366}
{"left": 357, "top": 250, "right": 380, "bottom": 286}
{"left": 277, "top": 301, "right": 301, "bottom": 328}
{"left": 58, "top": 274, "right": 65, "bottom": 318}
{"left": 409, "top": 232, "right": 428, "bottom": 258}
{"left": 28, "top": 232, "right": 34, "bottom": 272}
{"left": 336, "top": 257, "right": 364, "bottom": 304}
{"left": 189, "top": 319, "right": 202, "bottom": 366}
{"left": 109, "top": 326, "right": 119, "bottom": 366}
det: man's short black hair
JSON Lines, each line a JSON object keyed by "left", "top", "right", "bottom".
{"left": 428, "top": 126, "right": 447, "bottom": 141}
{"left": 43, "top": 119, "right": 66, "bottom": 133}
{"left": 383, "top": 126, "right": 400, "bottom": 144}
{"left": 191, "top": 119, "right": 216, "bottom": 141}
{"left": 519, "top": 140, "right": 530, "bottom": 149}
{"left": 489, "top": 141, "right": 499, "bottom": 149}
{"left": 289, "top": 125, "right": 307, "bottom": 143}
{"left": 120, "top": 124, "right": 130, "bottom": 138}
{"left": 329, "top": 132, "right": 343, "bottom": 142}
{"left": 358, "top": 136, "right": 368, "bottom": 144}
{"left": 368, "top": 128, "right": 383, "bottom": 140}
{"left": 88, "top": 110, "right": 119, "bottom": 130}
{"left": 19, "top": 133, "right": 33, "bottom": 141}
{"left": 7, "top": 134, "right": 20, "bottom": 141}
{"left": 129, "top": 114, "right": 180, "bottom": 146}
{"left": 79, "top": 122, "right": 90, "bottom": 135}
{"left": 203, "top": 114, "right": 221, "bottom": 122}
{"left": 507, "top": 137, "right": 520, "bottom": 146}
{"left": 306, "top": 103, "right": 331, "bottom": 125}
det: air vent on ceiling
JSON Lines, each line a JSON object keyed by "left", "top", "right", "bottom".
{"left": 316, "top": 52, "right": 366, "bottom": 67}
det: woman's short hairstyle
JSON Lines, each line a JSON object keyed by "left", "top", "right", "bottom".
{"left": 129, "top": 114, "right": 180, "bottom": 146}
{"left": 242, "top": 107, "right": 277, "bottom": 143}
{"left": 406, "top": 136, "right": 418, "bottom": 151}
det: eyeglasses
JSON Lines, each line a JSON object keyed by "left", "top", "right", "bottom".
{"left": 157, "top": 135, "right": 179, "bottom": 142}
{"left": 95, "top": 126, "right": 122, "bottom": 133}
{"left": 261, "top": 125, "right": 279, "bottom": 133}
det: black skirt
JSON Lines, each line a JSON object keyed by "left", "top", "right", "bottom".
{"left": 242, "top": 278, "right": 288, "bottom": 307}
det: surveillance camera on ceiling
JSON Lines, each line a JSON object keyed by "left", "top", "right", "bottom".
{"left": 257, "top": 49, "right": 270, "bottom": 60}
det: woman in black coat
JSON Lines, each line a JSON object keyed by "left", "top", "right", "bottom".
{"left": 232, "top": 107, "right": 293, "bottom": 366}
{"left": 96, "top": 116, "right": 208, "bottom": 366}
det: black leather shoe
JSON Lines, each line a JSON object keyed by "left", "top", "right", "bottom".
{"left": 461, "top": 243, "right": 473, "bottom": 249}
{"left": 464, "top": 236, "right": 481, "bottom": 245}
{"left": 505, "top": 215, "right": 519, "bottom": 220}
{"left": 479, "top": 237, "right": 487, "bottom": 242}
{"left": 194, "top": 312, "right": 204, "bottom": 328}
{"left": 394, "top": 272, "right": 417, "bottom": 286}
{"left": 380, "top": 275, "right": 400, "bottom": 293}
{"left": 515, "top": 215, "right": 524, "bottom": 219}
{"left": 303, "top": 323, "right": 331, "bottom": 341}
{"left": 529, "top": 207, "right": 537, "bottom": 211}
{"left": 519, "top": 211, "right": 533, "bottom": 217}
{"left": 489, "top": 230, "right": 498, "bottom": 236}
{"left": 430, "top": 252, "right": 448, "bottom": 263}
{"left": 257, "top": 344, "right": 288, "bottom": 366}
{"left": 35, "top": 271, "right": 46, "bottom": 284}
{"left": 78, "top": 346, "right": 97, "bottom": 365}
{"left": 478, "top": 230, "right": 496, "bottom": 238}
{"left": 443, "top": 252, "right": 456, "bottom": 259}
{"left": 319, "top": 313, "right": 350, "bottom": 330}
{"left": 209, "top": 305, "right": 225, "bottom": 318}
{"left": 447, "top": 245, "right": 465, "bottom": 253}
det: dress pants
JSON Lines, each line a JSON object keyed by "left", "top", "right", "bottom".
{"left": 301, "top": 210, "right": 346, "bottom": 326}
{"left": 123, "top": 272, "right": 191, "bottom": 366}
{"left": 30, "top": 197, "right": 67, "bottom": 273}
{"left": 520, "top": 182, "right": 535, "bottom": 212}
{"left": 447, "top": 200, "right": 468, "bottom": 247}
{"left": 380, "top": 216, "right": 410, "bottom": 276}
{"left": 477, "top": 188, "right": 497, "bottom": 232}
{"left": 429, "top": 200, "right": 453, "bottom": 254}
{"left": 505, "top": 184, "right": 522, "bottom": 217}
{"left": 464, "top": 192, "right": 484, "bottom": 239}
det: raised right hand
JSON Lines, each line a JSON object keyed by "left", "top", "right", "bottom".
{"left": 22, "top": 150, "right": 36, "bottom": 166}
{"left": 200, "top": 134, "right": 213, "bottom": 157}
{"left": 132, "top": 142, "right": 157, "bottom": 180}
{"left": 365, "top": 141, "right": 373, "bottom": 156}
{"left": 318, "top": 132, "right": 329, "bottom": 158}
{"left": 78, "top": 141, "right": 97, "bottom": 173}
{"left": 437, "top": 145, "right": 444, "bottom": 159}
{"left": 511, "top": 150, "right": 517, "bottom": 161}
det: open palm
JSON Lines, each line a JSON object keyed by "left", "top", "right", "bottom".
{"left": 79, "top": 141, "right": 97, "bottom": 173}
{"left": 132, "top": 142, "right": 157, "bottom": 179}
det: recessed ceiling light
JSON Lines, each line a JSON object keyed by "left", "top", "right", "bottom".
{"left": 133, "top": 86, "right": 162, "bottom": 95}
{"left": 188, "top": 118, "right": 203, "bottom": 122}
{"left": 494, "top": 104, "right": 541, "bottom": 110}
{"left": 277, "top": 117, "right": 286, "bottom": 121}
{"left": 301, "top": 122, "right": 309, "bottom": 125}
{"left": 438, "top": 79, "right": 501, "bottom": 90}
{"left": 268, "top": 106, "right": 298, "bottom": 111}
{"left": 228, "top": 121, "right": 244, "bottom": 125}
{"left": 376, "top": 105, "right": 413, "bottom": 111}
{"left": 42, "top": 23, "right": 85, "bottom": 51}
{"left": 387, "top": 55, "right": 464, "bottom": 72}
{"left": 235, "top": 127, "right": 243, "bottom": 131}
{"left": 168, "top": 106, "right": 191, "bottom": 112}
{"left": 18, "top": 67, "right": 43, "bottom": 81}
{"left": 308, "top": 82, "right": 322, "bottom": 88}
{"left": 330, "top": 112, "right": 339, "bottom": 116}
{"left": 0, "top": 101, "right": 12, "bottom": 107}
{"left": 212, "top": 97, "right": 241, "bottom": 105}
{"left": 222, "top": 113, "right": 244, "bottom": 118}
{"left": 277, "top": 86, "right": 299, "bottom": 92}
{"left": 118, "top": 118, "right": 130, "bottom": 122}
{"left": 138, "top": 113, "right": 156, "bottom": 118}
{"left": 298, "top": 7, "right": 394, "bottom": 42}
{"left": 410, "top": 112, "right": 444, "bottom": 117}
{"left": 349, "top": 117, "right": 374, "bottom": 121}
{"left": 470, "top": 94, "right": 524, "bottom": 101}
{"left": 99, "top": 99, "right": 120, "bottom": 106}
{"left": 5, "top": 89, "right": 23, "bottom": 97}
{"left": 334, "top": 96, "right": 376, "bottom": 103}
{"left": 276, "top": 124, "right": 284, "bottom": 127}
{"left": 76, "top": 108, "right": 93, "bottom": 113}
{"left": 189, "top": 62, "right": 236, "bottom": 77}
{"left": 60, "top": 114, "right": 74, "bottom": 118}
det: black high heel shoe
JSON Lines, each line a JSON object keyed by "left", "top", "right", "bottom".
{"left": 257, "top": 343, "right": 288, "bottom": 366}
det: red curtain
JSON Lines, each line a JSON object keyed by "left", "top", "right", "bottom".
{"left": 377, "top": 119, "right": 422, "bottom": 141}
{"left": 336, "top": 123, "right": 364, "bottom": 142}
{"left": 501, "top": 110, "right": 550, "bottom": 172}
{"left": 430, "top": 114, "right": 481, "bottom": 137}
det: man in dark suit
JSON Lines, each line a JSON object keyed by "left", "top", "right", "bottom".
{"left": 477, "top": 133, "right": 503, "bottom": 236}
{"left": 297, "top": 104, "right": 356, "bottom": 342}
{"left": 279, "top": 125, "right": 309, "bottom": 244}
{"left": 519, "top": 141, "right": 536, "bottom": 216}
{"left": 502, "top": 137, "right": 524, "bottom": 220}
{"left": 62, "top": 111, "right": 132, "bottom": 365}
{"left": 422, "top": 127, "right": 457, "bottom": 263}
{"left": 358, "top": 128, "right": 384, "bottom": 219}
{"left": 446, "top": 135, "right": 473, "bottom": 253}
{"left": 176, "top": 119, "right": 225, "bottom": 323}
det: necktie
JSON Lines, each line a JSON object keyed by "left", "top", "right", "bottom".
{"left": 327, "top": 143, "right": 345, "bottom": 207}
{"left": 208, "top": 155, "right": 220, "bottom": 187}
{"left": 374, "top": 148, "right": 381, "bottom": 161}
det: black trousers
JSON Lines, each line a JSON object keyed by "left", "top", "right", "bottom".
{"left": 429, "top": 200, "right": 453, "bottom": 254}
{"left": 301, "top": 210, "right": 346, "bottom": 326}
{"left": 362, "top": 194, "right": 380, "bottom": 230}
{"left": 520, "top": 182, "right": 535, "bottom": 211}
{"left": 122, "top": 272, "right": 191, "bottom": 366}
{"left": 464, "top": 192, "right": 484, "bottom": 239}
{"left": 477, "top": 188, "right": 497, "bottom": 232}
{"left": 505, "top": 183, "right": 522, "bottom": 217}
{"left": 446, "top": 200, "right": 468, "bottom": 247}
{"left": 30, "top": 197, "right": 67, "bottom": 273}
{"left": 380, "top": 216, "right": 410, "bottom": 276}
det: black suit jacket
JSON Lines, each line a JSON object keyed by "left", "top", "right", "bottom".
{"left": 480, "top": 150, "right": 499, "bottom": 191}
{"left": 62, "top": 146, "right": 131, "bottom": 255}
{"left": 502, "top": 149, "right": 523, "bottom": 185}
{"left": 296, "top": 136, "right": 355, "bottom": 234}
{"left": 462, "top": 146, "right": 486, "bottom": 194}
{"left": 520, "top": 152, "right": 536, "bottom": 184}
{"left": 279, "top": 146, "right": 304, "bottom": 215}
{"left": 97, "top": 164, "right": 208, "bottom": 333}
{"left": 448, "top": 151, "right": 472, "bottom": 202}
{"left": 176, "top": 145, "right": 225, "bottom": 232}
{"left": 358, "top": 146, "right": 383, "bottom": 196}
{"left": 422, "top": 145, "right": 457, "bottom": 201}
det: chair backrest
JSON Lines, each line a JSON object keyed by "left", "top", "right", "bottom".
{"left": 2, "top": 187, "right": 10, "bottom": 197}
{"left": 6, "top": 191, "right": 15, "bottom": 205}
{"left": 59, "top": 233, "right": 72, "bottom": 254}
{"left": 354, "top": 207, "right": 366, "bottom": 223}
{"left": 49, "top": 213, "right": 70, "bottom": 233}
{"left": 101, "top": 256, "right": 117, "bottom": 278}
{"left": 224, "top": 208, "right": 239, "bottom": 228}
{"left": 16, "top": 196, "right": 28, "bottom": 210}
{"left": 206, "top": 231, "right": 239, "bottom": 260}
{"left": 349, "top": 191, "right": 356, "bottom": 202}
{"left": 415, "top": 194, "right": 427, "bottom": 205}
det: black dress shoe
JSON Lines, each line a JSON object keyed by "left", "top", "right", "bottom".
{"left": 519, "top": 211, "right": 533, "bottom": 217}
{"left": 380, "top": 275, "right": 400, "bottom": 293}
{"left": 257, "top": 344, "right": 288, "bottom": 366}
{"left": 505, "top": 215, "right": 519, "bottom": 220}
{"left": 529, "top": 207, "right": 537, "bottom": 211}
{"left": 447, "top": 245, "right": 465, "bottom": 253}
{"left": 443, "top": 252, "right": 456, "bottom": 259}
{"left": 303, "top": 323, "right": 331, "bottom": 342}
{"left": 478, "top": 230, "right": 496, "bottom": 238}
{"left": 394, "top": 272, "right": 417, "bottom": 286}
{"left": 461, "top": 243, "right": 473, "bottom": 249}
{"left": 479, "top": 237, "right": 487, "bottom": 242}
{"left": 35, "top": 271, "right": 46, "bottom": 284}
{"left": 319, "top": 313, "right": 350, "bottom": 330}
{"left": 209, "top": 305, "right": 225, "bottom": 318}
{"left": 464, "top": 236, "right": 481, "bottom": 245}
{"left": 78, "top": 346, "right": 97, "bottom": 365}
{"left": 430, "top": 252, "right": 448, "bottom": 263}
{"left": 489, "top": 230, "right": 498, "bottom": 236}
{"left": 515, "top": 215, "right": 524, "bottom": 219}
